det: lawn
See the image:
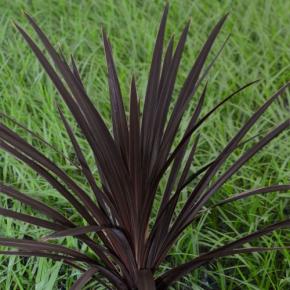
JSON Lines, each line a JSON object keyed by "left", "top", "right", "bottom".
{"left": 0, "top": 0, "right": 289, "bottom": 289}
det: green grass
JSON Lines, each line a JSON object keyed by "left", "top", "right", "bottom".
{"left": 0, "top": 0, "right": 289, "bottom": 289}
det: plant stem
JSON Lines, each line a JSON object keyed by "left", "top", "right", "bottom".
{"left": 137, "top": 269, "right": 156, "bottom": 290}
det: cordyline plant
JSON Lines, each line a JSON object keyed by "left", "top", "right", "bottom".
{"left": 0, "top": 4, "right": 289, "bottom": 290}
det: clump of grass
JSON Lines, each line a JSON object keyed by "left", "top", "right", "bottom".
{"left": 0, "top": 4, "right": 289, "bottom": 290}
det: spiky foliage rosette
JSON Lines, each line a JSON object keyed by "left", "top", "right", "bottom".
{"left": 0, "top": 5, "right": 289, "bottom": 290}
